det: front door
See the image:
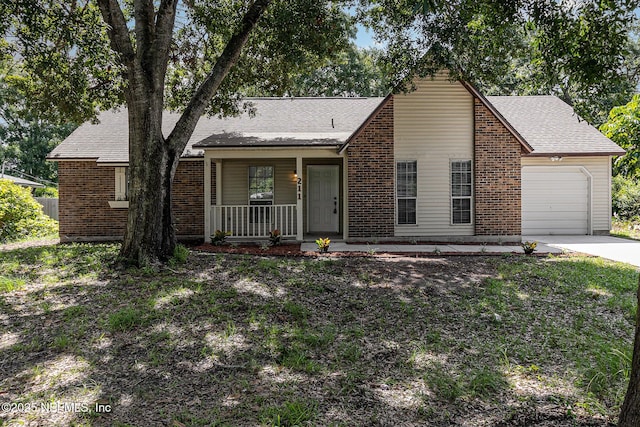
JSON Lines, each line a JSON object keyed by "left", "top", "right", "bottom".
{"left": 307, "top": 165, "right": 339, "bottom": 233}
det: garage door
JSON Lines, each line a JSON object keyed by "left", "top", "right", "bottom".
{"left": 522, "top": 167, "right": 590, "bottom": 235}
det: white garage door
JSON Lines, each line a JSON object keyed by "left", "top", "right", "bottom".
{"left": 522, "top": 167, "right": 590, "bottom": 235}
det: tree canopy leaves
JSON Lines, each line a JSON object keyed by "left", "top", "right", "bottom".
{"left": 241, "top": 45, "right": 392, "bottom": 97}
{"left": 5, "top": 1, "right": 637, "bottom": 123}
{"left": 357, "top": 0, "right": 638, "bottom": 123}
{"left": 0, "top": 59, "right": 76, "bottom": 182}
{"left": 601, "top": 94, "right": 640, "bottom": 178}
{"left": 4, "top": 0, "right": 122, "bottom": 124}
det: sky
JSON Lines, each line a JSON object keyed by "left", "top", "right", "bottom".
{"left": 354, "top": 24, "right": 376, "bottom": 48}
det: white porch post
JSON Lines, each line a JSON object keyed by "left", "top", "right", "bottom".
{"left": 204, "top": 156, "right": 212, "bottom": 242}
{"left": 296, "top": 156, "right": 303, "bottom": 241}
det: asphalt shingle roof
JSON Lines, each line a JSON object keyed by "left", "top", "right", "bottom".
{"left": 486, "top": 95, "right": 625, "bottom": 156}
{"left": 49, "top": 93, "right": 624, "bottom": 163}
{"left": 48, "top": 98, "right": 385, "bottom": 163}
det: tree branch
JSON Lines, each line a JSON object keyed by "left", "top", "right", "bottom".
{"left": 95, "top": 0, "right": 135, "bottom": 67}
{"left": 166, "top": 0, "right": 272, "bottom": 151}
{"left": 153, "top": 0, "right": 179, "bottom": 80}
{"left": 134, "top": 0, "right": 155, "bottom": 69}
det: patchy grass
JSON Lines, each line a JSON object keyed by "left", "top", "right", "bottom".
{"left": 0, "top": 242, "right": 638, "bottom": 426}
{"left": 107, "top": 307, "right": 146, "bottom": 332}
{"left": 611, "top": 218, "right": 640, "bottom": 241}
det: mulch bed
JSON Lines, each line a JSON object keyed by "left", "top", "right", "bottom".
{"left": 192, "top": 242, "right": 309, "bottom": 256}
{"left": 191, "top": 242, "right": 545, "bottom": 258}
{"left": 192, "top": 242, "right": 368, "bottom": 257}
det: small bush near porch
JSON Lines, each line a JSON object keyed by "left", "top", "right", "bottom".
{"left": 0, "top": 243, "right": 637, "bottom": 426}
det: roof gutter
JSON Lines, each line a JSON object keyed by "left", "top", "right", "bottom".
{"left": 523, "top": 150, "right": 626, "bottom": 157}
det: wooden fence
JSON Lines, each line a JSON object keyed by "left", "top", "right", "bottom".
{"left": 35, "top": 197, "right": 59, "bottom": 220}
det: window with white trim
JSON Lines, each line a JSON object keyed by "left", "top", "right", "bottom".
{"left": 248, "top": 166, "right": 274, "bottom": 223}
{"left": 115, "top": 167, "right": 129, "bottom": 201}
{"left": 396, "top": 161, "right": 417, "bottom": 225}
{"left": 451, "top": 160, "right": 472, "bottom": 224}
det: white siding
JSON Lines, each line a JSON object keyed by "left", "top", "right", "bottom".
{"left": 521, "top": 156, "right": 612, "bottom": 233}
{"left": 394, "top": 76, "right": 474, "bottom": 236}
{"left": 221, "top": 159, "right": 296, "bottom": 205}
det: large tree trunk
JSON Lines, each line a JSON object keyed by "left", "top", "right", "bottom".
{"left": 119, "top": 97, "right": 179, "bottom": 265}
{"left": 96, "top": 0, "right": 272, "bottom": 266}
{"left": 618, "top": 274, "right": 640, "bottom": 427}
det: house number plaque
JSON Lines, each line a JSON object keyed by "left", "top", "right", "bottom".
{"left": 297, "top": 178, "right": 302, "bottom": 200}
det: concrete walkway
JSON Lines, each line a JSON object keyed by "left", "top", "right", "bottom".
{"left": 301, "top": 235, "right": 640, "bottom": 267}
{"left": 300, "top": 241, "right": 563, "bottom": 255}
{"left": 526, "top": 235, "right": 640, "bottom": 267}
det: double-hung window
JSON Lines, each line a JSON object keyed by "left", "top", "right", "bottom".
{"left": 451, "top": 160, "right": 472, "bottom": 224}
{"left": 115, "top": 167, "right": 129, "bottom": 201}
{"left": 396, "top": 161, "right": 417, "bottom": 225}
{"left": 248, "top": 166, "right": 274, "bottom": 223}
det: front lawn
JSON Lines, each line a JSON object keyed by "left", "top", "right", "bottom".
{"left": 0, "top": 244, "right": 637, "bottom": 426}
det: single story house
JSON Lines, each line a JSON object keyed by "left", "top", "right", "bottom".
{"left": 48, "top": 74, "right": 625, "bottom": 243}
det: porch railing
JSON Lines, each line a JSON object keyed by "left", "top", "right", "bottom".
{"left": 210, "top": 205, "right": 297, "bottom": 238}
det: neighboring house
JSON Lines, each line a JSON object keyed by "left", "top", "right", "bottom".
{"left": 0, "top": 173, "right": 45, "bottom": 189}
{"left": 47, "top": 74, "right": 625, "bottom": 243}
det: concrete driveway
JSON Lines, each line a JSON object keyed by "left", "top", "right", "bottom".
{"left": 525, "top": 235, "right": 640, "bottom": 267}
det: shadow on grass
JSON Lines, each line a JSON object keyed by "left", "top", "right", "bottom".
{"left": 0, "top": 246, "right": 636, "bottom": 426}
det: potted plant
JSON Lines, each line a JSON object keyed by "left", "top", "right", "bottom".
{"left": 212, "top": 229, "right": 231, "bottom": 246}
{"left": 521, "top": 241, "right": 537, "bottom": 255}
{"left": 315, "top": 237, "right": 331, "bottom": 253}
{"left": 269, "top": 229, "right": 282, "bottom": 246}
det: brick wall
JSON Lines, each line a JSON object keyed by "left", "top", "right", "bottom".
{"left": 474, "top": 98, "right": 522, "bottom": 236}
{"left": 57, "top": 160, "right": 207, "bottom": 241}
{"left": 347, "top": 97, "right": 395, "bottom": 238}
{"left": 172, "top": 160, "right": 205, "bottom": 237}
{"left": 58, "top": 161, "right": 128, "bottom": 240}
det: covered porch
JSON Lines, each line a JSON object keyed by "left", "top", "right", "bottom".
{"left": 203, "top": 148, "right": 347, "bottom": 242}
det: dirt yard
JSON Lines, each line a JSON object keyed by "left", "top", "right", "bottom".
{"left": 0, "top": 243, "right": 637, "bottom": 426}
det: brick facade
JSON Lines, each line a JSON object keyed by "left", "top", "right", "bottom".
{"left": 347, "top": 97, "right": 395, "bottom": 238}
{"left": 474, "top": 98, "right": 522, "bottom": 236}
{"left": 59, "top": 96, "right": 525, "bottom": 242}
{"left": 57, "top": 160, "right": 206, "bottom": 241}
{"left": 172, "top": 161, "right": 205, "bottom": 238}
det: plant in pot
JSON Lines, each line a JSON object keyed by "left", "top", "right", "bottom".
{"left": 212, "top": 230, "right": 231, "bottom": 246}
{"left": 269, "top": 229, "right": 282, "bottom": 246}
{"left": 521, "top": 241, "right": 537, "bottom": 255}
{"left": 315, "top": 237, "right": 330, "bottom": 253}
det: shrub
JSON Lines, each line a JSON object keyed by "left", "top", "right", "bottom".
{"left": 33, "top": 186, "right": 59, "bottom": 198}
{"left": 521, "top": 241, "right": 537, "bottom": 255}
{"left": 269, "top": 229, "right": 282, "bottom": 246}
{"left": 315, "top": 237, "right": 330, "bottom": 253}
{"left": 612, "top": 175, "right": 640, "bottom": 221}
{"left": 0, "top": 179, "right": 58, "bottom": 243}
{"left": 211, "top": 229, "right": 231, "bottom": 246}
